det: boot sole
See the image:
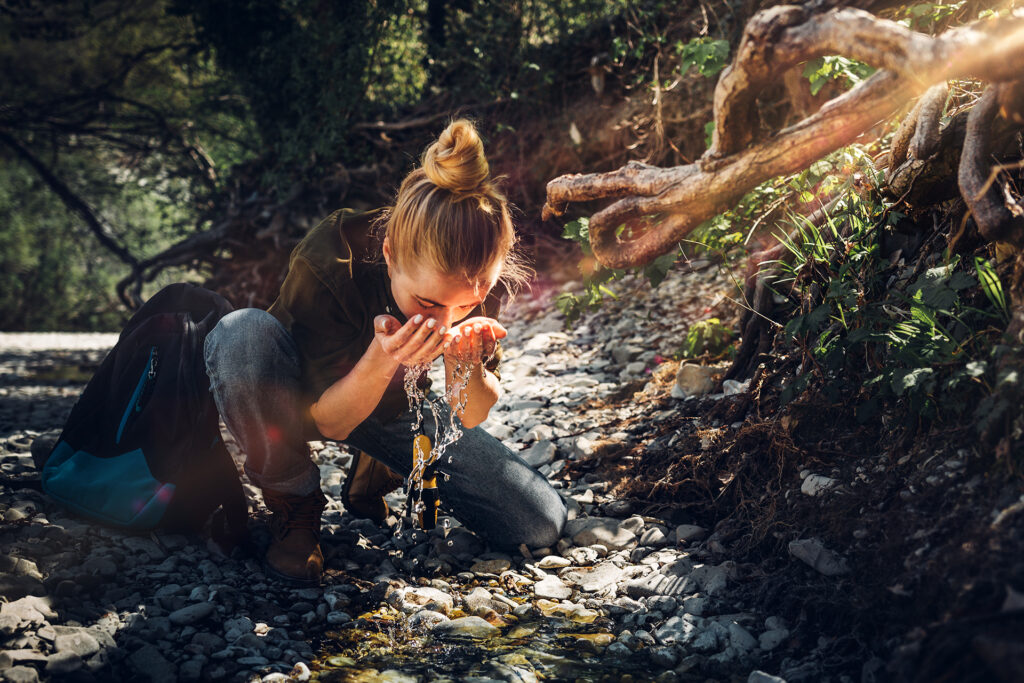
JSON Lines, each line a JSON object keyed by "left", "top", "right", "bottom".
{"left": 263, "top": 560, "right": 322, "bottom": 587}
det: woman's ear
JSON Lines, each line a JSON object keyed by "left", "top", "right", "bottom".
{"left": 382, "top": 237, "right": 393, "bottom": 275}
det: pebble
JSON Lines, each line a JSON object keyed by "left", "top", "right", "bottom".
{"left": 431, "top": 616, "right": 500, "bottom": 640}
{"left": 788, "top": 538, "right": 850, "bottom": 576}
{"left": 534, "top": 576, "right": 573, "bottom": 600}
{"left": 0, "top": 266, "right": 796, "bottom": 682}
{"left": 169, "top": 602, "right": 215, "bottom": 626}
{"left": 566, "top": 517, "right": 637, "bottom": 550}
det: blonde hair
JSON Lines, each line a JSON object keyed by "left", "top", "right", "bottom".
{"left": 381, "top": 119, "right": 531, "bottom": 297}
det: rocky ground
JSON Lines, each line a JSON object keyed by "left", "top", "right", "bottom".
{"left": 3, "top": 258, "right": 1003, "bottom": 683}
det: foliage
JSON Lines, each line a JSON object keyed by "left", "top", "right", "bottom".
{"left": 677, "top": 37, "right": 730, "bottom": 78}
{"left": 678, "top": 318, "right": 733, "bottom": 360}
{"left": 801, "top": 56, "right": 875, "bottom": 96}
{"left": 556, "top": 217, "right": 682, "bottom": 326}
{"left": 768, "top": 149, "right": 1009, "bottom": 428}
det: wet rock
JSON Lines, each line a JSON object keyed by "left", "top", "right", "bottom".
{"left": 431, "top": 616, "right": 500, "bottom": 640}
{"left": 463, "top": 587, "right": 495, "bottom": 614}
{"left": 788, "top": 538, "right": 850, "bottom": 576}
{"left": 405, "top": 587, "right": 454, "bottom": 615}
{"left": 534, "top": 576, "right": 572, "bottom": 600}
{"left": 408, "top": 610, "right": 448, "bottom": 631}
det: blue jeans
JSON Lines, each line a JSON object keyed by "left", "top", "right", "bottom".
{"left": 203, "top": 309, "right": 566, "bottom": 549}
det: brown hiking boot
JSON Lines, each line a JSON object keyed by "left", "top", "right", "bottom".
{"left": 261, "top": 487, "right": 328, "bottom": 586}
{"left": 340, "top": 451, "right": 404, "bottom": 524}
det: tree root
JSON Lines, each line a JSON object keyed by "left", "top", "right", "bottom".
{"left": 544, "top": 6, "right": 1024, "bottom": 270}
{"left": 958, "top": 82, "right": 1024, "bottom": 248}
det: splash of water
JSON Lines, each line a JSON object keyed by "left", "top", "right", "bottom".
{"left": 403, "top": 360, "right": 471, "bottom": 496}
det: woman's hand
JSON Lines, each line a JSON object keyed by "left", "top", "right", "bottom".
{"left": 374, "top": 314, "right": 448, "bottom": 367}
{"left": 444, "top": 316, "right": 507, "bottom": 366}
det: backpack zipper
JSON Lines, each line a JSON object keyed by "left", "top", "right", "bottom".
{"left": 116, "top": 346, "right": 158, "bottom": 444}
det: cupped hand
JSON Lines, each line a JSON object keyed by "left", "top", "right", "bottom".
{"left": 374, "top": 313, "right": 448, "bottom": 367}
{"left": 444, "top": 316, "right": 507, "bottom": 365}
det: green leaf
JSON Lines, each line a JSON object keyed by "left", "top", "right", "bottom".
{"left": 892, "top": 367, "right": 935, "bottom": 395}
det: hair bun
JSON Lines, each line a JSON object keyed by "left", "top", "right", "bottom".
{"left": 422, "top": 119, "right": 490, "bottom": 194}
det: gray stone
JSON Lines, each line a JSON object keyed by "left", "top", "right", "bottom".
{"left": 405, "top": 587, "right": 454, "bottom": 615}
{"left": 0, "top": 596, "right": 56, "bottom": 628}
{"left": 605, "top": 642, "right": 631, "bottom": 658}
{"left": 639, "top": 526, "right": 669, "bottom": 548}
{"left": 748, "top": 672, "right": 787, "bottom": 683}
{"left": 612, "top": 345, "right": 644, "bottom": 365}
{"left": 179, "top": 658, "right": 205, "bottom": 681}
{"left": 800, "top": 474, "right": 837, "bottom": 497}
{"left": 521, "top": 441, "right": 557, "bottom": 468}
{"left": 759, "top": 628, "right": 789, "bottom": 651}
{"left": 624, "top": 572, "right": 693, "bottom": 598}
{"left": 463, "top": 587, "right": 495, "bottom": 614}
{"left": 128, "top": 644, "right": 177, "bottom": 683}
{"left": 2, "top": 666, "right": 40, "bottom": 683}
{"left": 653, "top": 616, "right": 699, "bottom": 645}
{"left": 675, "top": 524, "right": 707, "bottom": 543}
{"left": 169, "top": 602, "right": 215, "bottom": 626}
{"left": 54, "top": 630, "right": 101, "bottom": 658}
{"left": 788, "top": 538, "right": 850, "bottom": 576}
{"left": 690, "top": 564, "right": 728, "bottom": 596}
{"left": 431, "top": 616, "right": 499, "bottom": 640}
{"left": 534, "top": 576, "right": 572, "bottom": 600}
{"left": 45, "top": 652, "right": 84, "bottom": 675}
{"left": 561, "top": 561, "right": 623, "bottom": 593}
{"left": 470, "top": 559, "right": 511, "bottom": 575}
{"left": 727, "top": 622, "right": 757, "bottom": 651}
{"left": 536, "top": 555, "right": 571, "bottom": 569}
{"left": 648, "top": 645, "right": 678, "bottom": 668}
{"left": 408, "top": 610, "right": 448, "bottom": 631}
{"left": 0, "top": 574, "right": 45, "bottom": 602}
{"left": 565, "top": 518, "right": 637, "bottom": 550}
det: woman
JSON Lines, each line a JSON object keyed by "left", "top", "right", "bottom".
{"left": 203, "top": 120, "right": 567, "bottom": 585}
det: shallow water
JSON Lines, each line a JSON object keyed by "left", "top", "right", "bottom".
{"left": 314, "top": 607, "right": 659, "bottom": 682}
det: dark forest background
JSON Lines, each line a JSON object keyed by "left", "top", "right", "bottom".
{"left": 1, "top": 0, "right": 729, "bottom": 330}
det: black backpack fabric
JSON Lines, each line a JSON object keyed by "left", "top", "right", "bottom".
{"left": 39, "top": 283, "right": 248, "bottom": 544}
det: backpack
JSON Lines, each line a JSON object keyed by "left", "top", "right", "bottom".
{"left": 39, "top": 283, "right": 248, "bottom": 546}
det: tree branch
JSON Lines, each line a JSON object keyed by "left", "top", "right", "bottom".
{"left": 0, "top": 128, "right": 141, "bottom": 286}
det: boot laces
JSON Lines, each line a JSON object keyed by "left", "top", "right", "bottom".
{"left": 263, "top": 489, "right": 325, "bottom": 531}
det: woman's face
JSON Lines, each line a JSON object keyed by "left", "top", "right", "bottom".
{"left": 383, "top": 240, "right": 498, "bottom": 331}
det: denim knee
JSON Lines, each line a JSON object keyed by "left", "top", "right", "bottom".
{"left": 205, "top": 309, "right": 298, "bottom": 381}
